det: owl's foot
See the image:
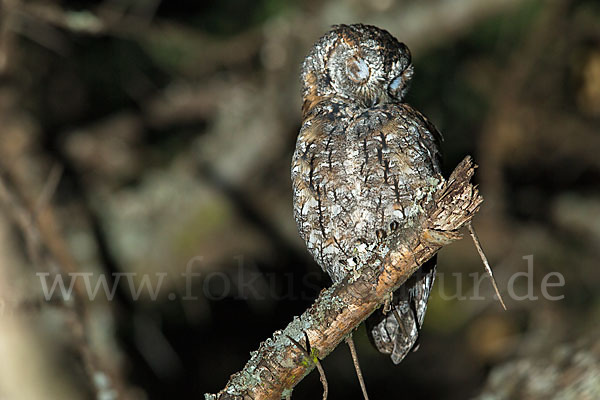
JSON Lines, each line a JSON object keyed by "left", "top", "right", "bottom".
{"left": 382, "top": 291, "right": 393, "bottom": 314}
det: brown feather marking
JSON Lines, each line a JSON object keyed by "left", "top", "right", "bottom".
{"left": 302, "top": 72, "right": 331, "bottom": 117}
{"left": 301, "top": 117, "right": 328, "bottom": 144}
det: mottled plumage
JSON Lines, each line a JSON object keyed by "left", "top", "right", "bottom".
{"left": 292, "top": 24, "right": 443, "bottom": 364}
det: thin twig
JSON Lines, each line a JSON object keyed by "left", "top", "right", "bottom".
{"left": 392, "top": 308, "right": 409, "bottom": 338}
{"left": 287, "top": 334, "right": 328, "bottom": 400}
{"left": 0, "top": 169, "right": 44, "bottom": 268}
{"left": 345, "top": 335, "right": 369, "bottom": 400}
{"left": 35, "top": 163, "right": 63, "bottom": 213}
{"left": 467, "top": 222, "right": 507, "bottom": 310}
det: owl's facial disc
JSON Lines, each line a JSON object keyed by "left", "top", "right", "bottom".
{"left": 326, "top": 44, "right": 378, "bottom": 103}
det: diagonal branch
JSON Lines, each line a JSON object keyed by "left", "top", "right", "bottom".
{"left": 205, "top": 156, "right": 483, "bottom": 400}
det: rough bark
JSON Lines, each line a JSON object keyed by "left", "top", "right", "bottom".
{"left": 205, "top": 156, "right": 483, "bottom": 400}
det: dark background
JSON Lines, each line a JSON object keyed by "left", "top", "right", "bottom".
{"left": 0, "top": 0, "right": 599, "bottom": 399}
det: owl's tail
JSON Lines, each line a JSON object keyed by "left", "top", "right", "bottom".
{"left": 366, "top": 256, "right": 437, "bottom": 364}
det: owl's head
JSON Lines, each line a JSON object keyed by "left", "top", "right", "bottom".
{"left": 301, "top": 24, "right": 413, "bottom": 112}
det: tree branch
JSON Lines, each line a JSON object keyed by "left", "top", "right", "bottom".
{"left": 205, "top": 156, "right": 483, "bottom": 400}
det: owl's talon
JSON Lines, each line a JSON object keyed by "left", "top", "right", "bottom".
{"left": 382, "top": 292, "right": 393, "bottom": 314}
{"left": 383, "top": 300, "right": 390, "bottom": 314}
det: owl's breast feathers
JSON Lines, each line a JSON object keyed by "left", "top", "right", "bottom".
{"left": 291, "top": 101, "right": 442, "bottom": 282}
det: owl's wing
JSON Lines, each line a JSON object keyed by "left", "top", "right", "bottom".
{"left": 363, "top": 104, "right": 441, "bottom": 364}
{"left": 366, "top": 255, "right": 437, "bottom": 364}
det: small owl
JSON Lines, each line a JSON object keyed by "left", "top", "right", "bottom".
{"left": 291, "top": 24, "right": 443, "bottom": 364}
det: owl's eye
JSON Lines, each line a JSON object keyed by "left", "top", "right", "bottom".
{"left": 389, "top": 64, "right": 413, "bottom": 99}
{"left": 346, "top": 57, "right": 370, "bottom": 83}
{"left": 389, "top": 75, "right": 404, "bottom": 94}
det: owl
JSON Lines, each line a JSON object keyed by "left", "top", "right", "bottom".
{"left": 291, "top": 24, "right": 443, "bottom": 364}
